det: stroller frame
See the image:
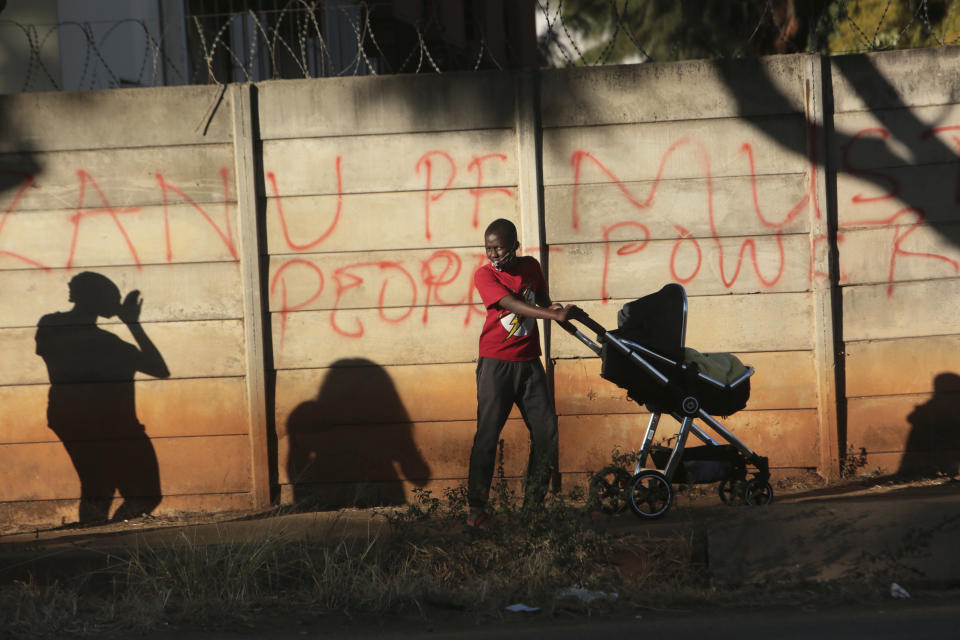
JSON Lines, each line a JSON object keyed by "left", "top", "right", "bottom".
{"left": 560, "top": 285, "right": 772, "bottom": 519}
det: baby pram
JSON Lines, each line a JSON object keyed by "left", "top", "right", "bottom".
{"left": 560, "top": 283, "right": 772, "bottom": 519}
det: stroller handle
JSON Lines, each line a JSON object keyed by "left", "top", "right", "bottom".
{"left": 558, "top": 308, "right": 607, "bottom": 356}
{"left": 559, "top": 308, "right": 607, "bottom": 336}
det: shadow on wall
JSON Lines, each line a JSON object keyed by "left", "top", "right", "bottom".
{"left": 901, "top": 372, "right": 960, "bottom": 476}
{"left": 285, "top": 359, "right": 430, "bottom": 508}
{"left": 35, "top": 272, "right": 170, "bottom": 524}
{"left": 0, "top": 93, "right": 42, "bottom": 211}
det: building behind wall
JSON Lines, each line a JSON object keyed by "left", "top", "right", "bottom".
{"left": 0, "top": 0, "right": 537, "bottom": 94}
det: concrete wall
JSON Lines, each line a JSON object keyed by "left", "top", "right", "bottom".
{"left": 2, "top": 47, "right": 959, "bottom": 527}
{"left": 831, "top": 49, "right": 960, "bottom": 476}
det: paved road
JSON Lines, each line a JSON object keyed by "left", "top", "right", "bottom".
{"left": 138, "top": 600, "right": 960, "bottom": 639}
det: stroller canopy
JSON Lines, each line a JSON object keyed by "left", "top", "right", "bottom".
{"left": 613, "top": 283, "right": 687, "bottom": 361}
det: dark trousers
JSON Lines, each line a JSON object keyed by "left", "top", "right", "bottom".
{"left": 468, "top": 357, "right": 558, "bottom": 509}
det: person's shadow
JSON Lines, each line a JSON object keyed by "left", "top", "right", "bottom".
{"left": 285, "top": 358, "right": 430, "bottom": 508}
{"left": 35, "top": 271, "right": 170, "bottom": 524}
{"left": 901, "top": 372, "right": 960, "bottom": 477}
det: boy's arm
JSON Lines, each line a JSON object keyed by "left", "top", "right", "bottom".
{"left": 496, "top": 293, "right": 576, "bottom": 323}
{"left": 118, "top": 290, "right": 171, "bottom": 379}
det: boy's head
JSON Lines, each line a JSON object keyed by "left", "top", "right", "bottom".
{"left": 68, "top": 271, "right": 122, "bottom": 318}
{"left": 484, "top": 218, "right": 519, "bottom": 271}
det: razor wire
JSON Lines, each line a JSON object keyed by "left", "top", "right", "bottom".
{"left": 3, "top": 0, "right": 960, "bottom": 93}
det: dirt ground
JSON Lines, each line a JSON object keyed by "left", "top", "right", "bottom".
{"left": 3, "top": 473, "right": 959, "bottom": 639}
{"left": 2, "top": 471, "right": 957, "bottom": 550}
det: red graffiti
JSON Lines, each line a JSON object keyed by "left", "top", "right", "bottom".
{"left": 0, "top": 171, "right": 49, "bottom": 270}
{"left": 331, "top": 262, "right": 418, "bottom": 338}
{"left": 669, "top": 225, "right": 702, "bottom": 284}
{"left": 740, "top": 142, "right": 808, "bottom": 228}
{"left": 461, "top": 253, "right": 491, "bottom": 326}
{"left": 156, "top": 169, "right": 238, "bottom": 261}
{"left": 414, "top": 151, "right": 513, "bottom": 240}
{"left": 572, "top": 138, "right": 793, "bottom": 295}
{"left": 269, "top": 251, "right": 494, "bottom": 349}
{"left": 268, "top": 156, "right": 343, "bottom": 251}
{"left": 841, "top": 125, "right": 960, "bottom": 294}
{"left": 570, "top": 149, "right": 653, "bottom": 231}
{"left": 416, "top": 151, "right": 456, "bottom": 241}
{"left": 0, "top": 167, "right": 236, "bottom": 272}
{"left": 601, "top": 221, "right": 650, "bottom": 301}
{"left": 467, "top": 154, "right": 513, "bottom": 228}
{"left": 842, "top": 128, "right": 900, "bottom": 204}
{"left": 270, "top": 259, "right": 325, "bottom": 352}
{"left": 849, "top": 208, "right": 958, "bottom": 295}
{"left": 420, "top": 250, "right": 462, "bottom": 323}
{"left": 69, "top": 170, "right": 142, "bottom": 270}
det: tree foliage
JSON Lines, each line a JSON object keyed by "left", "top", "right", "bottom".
{"left": 538, "top": 0, "right": 960, "bottom": 65}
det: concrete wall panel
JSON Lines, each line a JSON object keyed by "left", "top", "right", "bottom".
{"left": 0, "top": 377, "right": 249, "bottom": 445}
{"left": 540, "top": 56, "right": 806, "bottom": 128}
{"left": 552, "top": 293, "right": 812, "bottom": 356}
{"left": 542, "top": 117, "right": 808, "bottom": 187}
{"left": 839, "top": 225, "right": 960, "bottom": 286}
{"left": 831, "top": 48, "right": 960, "bottom": 113}
{"left": 0, "top": 146, "right": 236, "bottom": 212}
{"left": 833, "top": 104, "right": 960, "bottom": 168}
{"left": 548, "top": 233, "right": 810, "bottom": 300}
{"left": 842, "top": 279, "right": 960, "bottom": 341}
{"left": 0, "top": 263, "right": 243, "bottom": 329}
{"left": 272, "top": 305, "right": 479, "bottom": 370}
{"left": 847, "top": 395, "right": 923, "bottom": 452}
{"left": 0, "top": 205, "right": 241, "bottom": 271}
{"left": 267, "top": 248, "right": 486, "bottom": 313}
{"left": 553, "top": 351, "right": 816, "bottom": 416}
{"left": 847, "top": 392, "right": 960, "bottom": 474}
{"left": 265, "top": 190, "right": 518, "bottom": 255}
{"left": 558, "top": 409, "right": 818, "bottom": 471}
{"left": 0, "top": 434, "right": 251, "bottom": 502}
{"left": 275, "top": 363, "right": 512, "bottom": 431}
{"left": 262, "top": 130, "right": 516, "bottom": 197}
{"left": 0, "top": 86, "right": 234, "bottom": 152}
{"left": 257, "top": 73, "right": 516, "bottom": 139}
{"left": 845, "top": 335, "right": 960, "bottom": 398}
{"left": 836, "top": 167, "right": 960, "bottom": 228}
{"left": 544, "top": 173, "right": 812, "bottom": 244}
{"left": 0, "top": 320, "right": 246, "bottom": 386}
{"left": 278, "top": 418, "right": 531, "bottom": 485}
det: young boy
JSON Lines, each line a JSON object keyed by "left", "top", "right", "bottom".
{"left": 467, "top": 218, "right": 578, "bottom": 527}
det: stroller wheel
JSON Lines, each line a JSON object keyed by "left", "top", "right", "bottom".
{"left": 589, "top": 465, "right": 632, "bottom": 513}
{"left": 744, "top": 479, "right": 774, "bottom": 506}
{"left": 718, "top": 478, "right": 747, "bottom": 505}
{"left": 628, "top": 470, "right": 673, "bottom": 519}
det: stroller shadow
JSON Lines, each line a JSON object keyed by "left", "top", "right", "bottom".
{"left": 35, "top": 272, "right": 170, "bottom": 525}
{"left": 285, "top": 358, "right": 429, "bottom": 509}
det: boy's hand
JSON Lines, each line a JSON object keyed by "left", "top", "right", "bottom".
{"left": 553, "top": 303, "right": 581, "bottom": 323}
{"left": 118, "top": 290, "right": 143, "bottom": 324}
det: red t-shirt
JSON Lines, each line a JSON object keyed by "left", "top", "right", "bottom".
{"left": 474, "top": 256, "right": 547, "bottom": 361}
